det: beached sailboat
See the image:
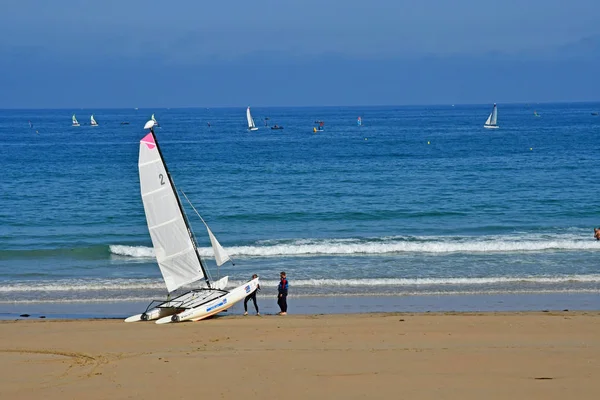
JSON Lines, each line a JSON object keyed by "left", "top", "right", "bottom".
{"left": 247, "top": 107, "right": 258, "bottom": 131}
{"left": 125, "top": 120, "right": 259, "bottom": 324}
{"left": 72, "top": 114, "right": 80, "bottom": 127}
{"left": 90, "top": 115, "right": 98, "bottom": 127}
{"left": 483, "top": 104, "right": 499, "bottom": 129}
{"left": 151, "top": 113, "right": 160, "bottom": 127}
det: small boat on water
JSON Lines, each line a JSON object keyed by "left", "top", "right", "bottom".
{"left": 247, "top": 107, "right": 258, "bottom": 131}
{"left": 121, "top": 122, "right": 130, "bottom": 125}
{"left": 534, "top": 111, "right": 541, "bottom": 117}
{"left": 592, "top": 112, "right": 599, "bottom": 116}
{"left": 483, "top": 104, "right": 499, "bottom": 129}
{"left": 90, "top": 115, "right": 98, "bottom": 127}
{"left": 357, "top": 116, "right": 362, "bottom": 126}
{"left": 151, "top": 113, "right": 160, "bottom": 127}
{"left": 271, "top": 124, "right": 284, "bottom": 130}
{"left": 72, "top": 115, "right": 80, "bottom": 127}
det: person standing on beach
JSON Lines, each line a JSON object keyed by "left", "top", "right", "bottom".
{"left": 244, "top": 274, "right": 260, "bottom": 316}
{"left": 277, "top": 271, "right": 288, "bottom": 315}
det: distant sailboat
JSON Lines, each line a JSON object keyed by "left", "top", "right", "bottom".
{"left": 151, "top": 113, "right": 160, "bottom": 127}
{"left": 357, "top": 116, "right": 362, "bottom": 126}
{"left": 483, "top": 104, "right": 499, "bottom": 129}
{"left": 246, "top": 107, "right": 258, "bottom": 131}
{"left": 72, "top": 115, "right": 80, "bottom": 127}
{"left": 534, "top": 110, "right": 541, "bottom": 117}
{"left": 90, "top": 115, "right": 98, "bottom": 127}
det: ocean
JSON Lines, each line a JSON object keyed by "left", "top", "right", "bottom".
{"left": 1, "top": 103, "right": 600, "bottom": 317}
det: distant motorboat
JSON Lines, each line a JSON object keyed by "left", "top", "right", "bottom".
{"left": 483, "top": 104, "right": 499, "bottom": 129}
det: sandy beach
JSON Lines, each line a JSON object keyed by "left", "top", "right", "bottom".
{"left": 1, "top": 312, "right": 599, "bottom": 399}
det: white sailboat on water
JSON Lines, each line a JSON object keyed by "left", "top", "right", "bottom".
{"left": 72, "top": 114, "right": 80, "bottom": 127}
{"left": 125, "top": 120, "right": 259, "bottom": 324}
{"left": 247, "top": 106, "right": 258, "bottom": 131}
{"left": 483, "top": 103, "right": 499, "bottom": 129}
{"left": 90, "top": 115, "right": 98, "bottom": 127}
{"left": 151, "top": 113, "right": 160, "bottom": 127}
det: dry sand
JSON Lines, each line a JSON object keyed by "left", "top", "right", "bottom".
{"left": 0, "top": 312, "right": 599, "bottom": 399}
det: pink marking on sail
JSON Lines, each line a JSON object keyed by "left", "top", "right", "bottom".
{"left": 141, "top": 133, "right": 156, "bottom": 149}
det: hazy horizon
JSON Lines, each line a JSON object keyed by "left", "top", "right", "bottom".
{"left": 1, "top": 1, "right": 599, "bottom": 108}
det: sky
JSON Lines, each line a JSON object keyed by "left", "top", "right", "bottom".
{"left": 0, "top": 0, "right": 599, "bottom": 108}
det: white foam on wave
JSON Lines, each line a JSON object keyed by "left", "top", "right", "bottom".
{"left": 228, "top": 275, "right": 600, "bottom": 288}
{"left": 4, "top": 275, "right": 599, "bottom": 293}
{"left": 110, "top": 234, "right": 600, "bottom": 259}
{"left": 0, "top": 289, "right": 598, "bottom": 304}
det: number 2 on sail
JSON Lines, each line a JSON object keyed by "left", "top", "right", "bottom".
{"left": 159, "top": 174, "right": 165, "bottom": 185}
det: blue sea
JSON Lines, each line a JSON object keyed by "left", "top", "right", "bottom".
{"left": 1, "top": 103, "right": 600, "bottom": 317}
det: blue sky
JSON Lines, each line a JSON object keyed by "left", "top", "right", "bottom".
{"left": 1, "top": 0, "right": 599, "bottom": 108}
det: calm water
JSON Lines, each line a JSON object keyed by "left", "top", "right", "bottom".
{"left": 1, "top": 104, "right": 600, "bottom": 309}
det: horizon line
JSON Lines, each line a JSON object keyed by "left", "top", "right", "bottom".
{"left": 2, "top": 100, "right": 600, "bottom": 111}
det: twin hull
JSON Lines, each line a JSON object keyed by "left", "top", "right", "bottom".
{"left": 126, "top": 277, "right": 259, "bottom": 324}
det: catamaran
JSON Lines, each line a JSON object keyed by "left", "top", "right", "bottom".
{"left": 72, "top": 114, "right": 80, "bottom": 127}
{"left": 247, "top": 107, "right": 258, "bottom": 131}
{"left": 151, "top": 113, "right": 160, "bottom": 127}
{"left": 483, "top": 104, "right": 499, "bottom": 129}
{"left": 125, "top": 120, "right": 259, "bottom": 324}
{"left": 90, "top": 115, "right": 98, "bottom": 127}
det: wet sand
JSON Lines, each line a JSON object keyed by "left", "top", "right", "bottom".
{"left": 1, "top": 312, "right": 599, "bottom": 399}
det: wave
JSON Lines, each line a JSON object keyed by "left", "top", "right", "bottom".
{"left": 2, "top": 275, "right": 599, "bottom": 293}
{"left": 109, "top": 234, "right": 600, "bottom": 258}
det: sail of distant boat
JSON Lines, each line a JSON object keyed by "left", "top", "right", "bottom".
{"left": 534, "top": 110, "right": 540, "bottom": 117}
{"left": 483, "top": 104, "right": 499, "bottom": 129}
{"left": 72, "top": 114, "right": 80, "bottom": 127}
{"left": 247, "top": 107, "right": 258, "bottom": 131}
{"left": 357, "top": 116, "right": 362, "bottom": 126}
{"left": 151, "top": 113, "right": 160, "bottom": 127}
{"left": 90, "top": 115, "right": 98, "bottom": 127}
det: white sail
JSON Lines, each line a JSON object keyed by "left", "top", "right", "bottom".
{"left": 484, "top": 113, "right": 493, "bottom": 126}
{"left": 246, "top": 107, "right": 257, "bottom": 130}
{"left": 138, "top": 132, "right": 205, "bottom": 292}
{"left": 90, "top": 115, "right": 98, "bottom": 126}
{"left": 72, "top": 114, "right": 80, "bottom": 126}
{"left": 205, "top": 225, "right": 231, "bottom": 267}
{"left": 484, "top": 104, "right": 499, "bottom": 128}
{"left": 151, "top": 114, "right": 158, "bottom": 126}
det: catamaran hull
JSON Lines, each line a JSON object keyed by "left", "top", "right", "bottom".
{"left": 124, "top": 307, "right": 182, "bottom": 323}
{"left": 248, "top": 127, "right": 258, "bottom": 131}
{"left": 156, "top": 278, "right": 260, "bottom": 324}
{"left": 484, "top": 125, "right": 499, "bottom": 129}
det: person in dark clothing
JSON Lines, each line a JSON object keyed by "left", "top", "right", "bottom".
{"left": 244, "top": 274, "right": 260, "bottom": 316}
{"left": 277, "top": 271, "right": 289, "bottom": 315}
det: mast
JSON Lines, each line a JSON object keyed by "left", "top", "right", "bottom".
{"left": 147, "top": 125, "right": 212, "bottom": 289}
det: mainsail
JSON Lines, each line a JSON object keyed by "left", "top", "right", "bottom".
{"left": 138, "top": 132, "right": 206, "bottom": 292}
{"left": 91, "top": 115, "right": 98, "bottom": 126}
{"left": 72, "top": 115, "right": 80, "bottom": 126}
{"left": 247, "top": 107, "right": 256, "bottom": 129}
{"left": 484, "top": 104, "right": 498, "bottom": 128}
{"left": 151, "top": 113, "right": 159, "bottom": 127}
